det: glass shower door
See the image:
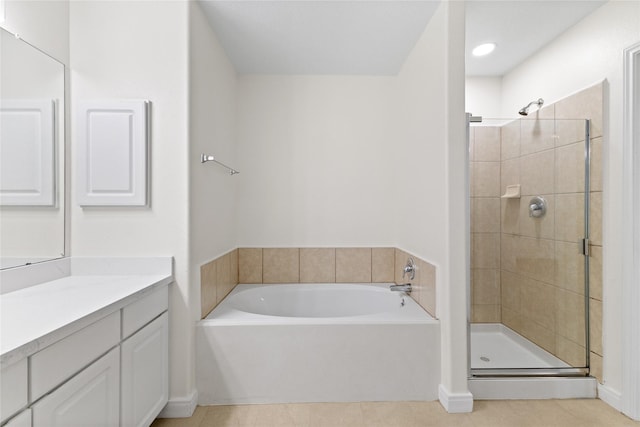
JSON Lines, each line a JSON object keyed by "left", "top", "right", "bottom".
{"left": 468, "top": 116, "right": 593, "bottom": 376}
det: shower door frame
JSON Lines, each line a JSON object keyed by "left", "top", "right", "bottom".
{"left": 466, "top": 114, "right": 591, "bottom": 379}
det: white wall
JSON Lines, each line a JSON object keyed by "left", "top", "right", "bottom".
{"left": 465, "top": 77, "right": 502, "bottom": 118}
{"left": 1, "top": 0, "right": 69, "bottom": 64}
{"left": 236, "top": 75, "right": 397, "bottom": 247}
{"left": 0, "top": 26, "right": 65, "bottom": 263}
{"left": 69, "top": 0, "right": 193, "bottom": 404}
{"left": 395, "top": 0, "right": 469, "bottom": 407}
{"left": 489, "top": 0, "right": 639, "bottom": 408}
{"left": 188, "top": 1, "right": 238, "bottom": 313}
{"left": 235, "top": 0, "right": 470, "bottom": 407}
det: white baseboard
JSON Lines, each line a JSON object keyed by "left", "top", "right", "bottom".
{"left": 158, "top": 389, "right": 198, "bottom": 418}
{"left": 438, "top": 384, "right": 473, "bottom": 413}
{"left": 598, "top": 383, "right": 623, "bottom": 412}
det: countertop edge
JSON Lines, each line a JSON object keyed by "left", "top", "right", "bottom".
{"left": 1, "top": 275, "right": 172, "bottom": 367}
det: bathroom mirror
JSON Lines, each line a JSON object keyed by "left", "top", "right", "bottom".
{"left": 0, "top": 27, "right": 66, "bottom": 269}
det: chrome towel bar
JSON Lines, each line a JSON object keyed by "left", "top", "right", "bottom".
{"left": 200, "top": 153, "right": 239, "bottom": 175}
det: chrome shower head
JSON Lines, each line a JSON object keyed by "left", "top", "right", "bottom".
{"left": 518, "top": 98, "right": 544, "bottom": 116}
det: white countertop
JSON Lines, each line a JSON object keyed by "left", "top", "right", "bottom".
{"left": 0, "top": 257, "right": 173, "bottom": 366}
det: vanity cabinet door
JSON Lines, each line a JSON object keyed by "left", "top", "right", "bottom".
{"left": 32, "top": 347, "right": 120, "bottom": 427}
{"left": 4, "top": 409, "right": 31, "bottom": 427}
{"left": 121, "top": 312, "right": 168, "bottom": 427}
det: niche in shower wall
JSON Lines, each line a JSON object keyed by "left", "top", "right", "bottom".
{"left": 469, "top": 82, "right": 604, "bottom": 379}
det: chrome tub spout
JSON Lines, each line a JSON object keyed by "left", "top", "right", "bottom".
{"left": 390, "top": 283, "right": 412, "bottom": 293}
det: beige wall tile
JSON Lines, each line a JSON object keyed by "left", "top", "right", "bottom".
{"left": 229, "top": 249, "right": 238, "bottom": 286}
{"left": 472, "top": 232, "right": 500, "bottom": 269}
{"left": 200, "top": 259, "right": 217, "bottom": 319}
{"left": 501, "top": 199, "right": 520, "bottom": 235}
{"left": 336, "top": 248, "right": 371, "bottom": 283}
{"left": 520, "top": 149, "right": 555, "bottom": 196}
{"left": 556, "top": 335, "right": 587, "bottom": 367}
{"left": 239, "top": 248, "right": 262, "bottom": 284}
{"left": 589, "top": 245, "right": 603, "bottom": 301}
{"left": 519, "top": 194, "right": 554, "bottom": 240}
{"left": 555, "top": 82, "right": 603, "bottom": 142}
{"left": 555, "top": 241, "right": 585, "bottom": 295}
{"left": 555, "top": 193, "right": 585, "bottom": 243}
{"left": 500, "top": 271, "right": 520, "bottom": 311}
{"left": 590, "top": 137, "right": 603, "bottom": 192}
{"left": 515, "top": 236, "right": 555, "bottom": 284}
{"left": 556, "top": 288, "right": 586, "bottom": 346}
{"left": 590, "top": 191, "right": 602, "bottom": 246}
{"left": 502, "top": 307, "right": 524, "bottom": 334}
{"left": 216, "top": 251, "right": 233, "bottom": 304}
{"left": 300, "top": 248, "right": 335, "bottom": 283}
{"left": 501, "top": 119, "right": 520, "bottom": 160}
{"left": 473, "top": 269, "right": 500, "bottom": 305}
{"left": 555, "top": 142, "right": 586, "bottom": 194}
{"left": 589, "top": 298, "right": 603, "bottom": 356}
{"left": 520, "top": 277, "right": 556, "bottom": 331}
{"left": 590, "top": 352, "right": 603, "bottom": 383}
{"left": 421, "top": 268, "right": 437, "bottom": 318}
{"left": 501, "top": 234, "right": 518, "bottom": 273}
{"left": 263, "top": 248, "right": 299, "bottom": 283}
{"left": 472, "top": 304, "right": 500, "bottom": 323}
{"left": 372, "top": 248, "right": 395, "bottom": 283}
{"left": 394, "top": 248, "right": 410, "bottom": 284}
{"left": 520, "top": 107, "right": 555, "bottom": 156}
{"left": 472, "top": 197, "right": 501, "bottom": 233}
{"left": 521, "top": 318, "right": 556, "bottom": 355}
{"left": 472, "top": 161, "right": 501, "bottom": 197}
{"left": 474, "top": 126, "right": 501, "bottom": 161}
{"left": 500, "top": 158, "right": 520, "bottom": 194}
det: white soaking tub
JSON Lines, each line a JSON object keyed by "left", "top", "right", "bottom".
{"left": 196, "top": 283, "right": 440, "bottom": 405}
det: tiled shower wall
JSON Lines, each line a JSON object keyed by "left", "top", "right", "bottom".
{"left": 201, "top": 247, "right": 437, "bottom": 319}
{"left": 470, "top": 82, "right": 604, "bottom": 380}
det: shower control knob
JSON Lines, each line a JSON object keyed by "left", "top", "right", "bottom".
{"left": 528, "top": 196, "right": 547, "bottom": 218}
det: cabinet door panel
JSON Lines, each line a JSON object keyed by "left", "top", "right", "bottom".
{"left": 121, "top": 312, "right": 168, "bottom": 427}
{"left": 0, "top": 358, "right": 27, "bottom": 423}
{"left": 5, "top": 409, "right": 31, "bottom": 427}
{"left": 32, "top": 348, "right": 119, "bottom": 427}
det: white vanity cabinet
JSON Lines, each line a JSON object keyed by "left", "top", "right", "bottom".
{"left": 32, "top": 348, "right": 121, "bottom": 427}
{"left": 4, "top": 410, "right": 31, "bottom": 427}
{"left": 121, "top": 312, "right": 169, "bottom": 427}
{"left": 0, "top": 268, "right": 170, "bottom": 427}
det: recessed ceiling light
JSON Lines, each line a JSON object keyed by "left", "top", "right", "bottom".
{"left": 472, "top": 43, "right": 496, "bottom": 57}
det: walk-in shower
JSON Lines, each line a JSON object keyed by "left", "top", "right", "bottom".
{"left": 465, "top": 84, "right": 603, "bottom": 397}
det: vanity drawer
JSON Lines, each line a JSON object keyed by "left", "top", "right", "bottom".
{"left": 0, "top": 358, "right": 28, "bottom": 423}
{"left": 122, "top": 285, "right": 168, "bottom": 339}
{"left": 30, "top": 311, "right": 120, "bottom": 401}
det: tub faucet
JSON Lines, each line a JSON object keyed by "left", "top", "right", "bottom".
{"left": 390, "top": 283, "right": 412, "bottom": 293}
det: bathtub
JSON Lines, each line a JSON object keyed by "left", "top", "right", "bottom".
{"left": 196, "top": 283, "right": 440, "bottom": 405}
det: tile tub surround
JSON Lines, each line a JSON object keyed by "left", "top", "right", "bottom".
{"left": 200, "top": 247, "right": 436, "bottom": 318}
{"left": 469, "top": 82, "right": 604, "bottom": 379}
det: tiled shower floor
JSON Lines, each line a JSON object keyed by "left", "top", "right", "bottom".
{"left": 470, "top": 323, "right": 570, "bottom": 369}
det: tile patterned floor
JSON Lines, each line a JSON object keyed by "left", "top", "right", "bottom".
{"left": 151, "top": 399, "right": 639, "bottom": 427}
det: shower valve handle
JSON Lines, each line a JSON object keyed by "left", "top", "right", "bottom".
{"left": 402, "top": 258, "right": 416, "bottom": 280}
